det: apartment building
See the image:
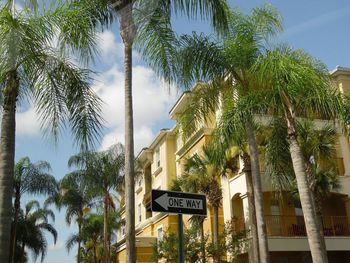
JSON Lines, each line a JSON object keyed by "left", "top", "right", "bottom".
{"left": 116, "top": 66, "right": 350, "bottom": 263}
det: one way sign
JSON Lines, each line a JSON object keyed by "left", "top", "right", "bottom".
{"left": 151, "top": 189, "right": 207, "bottom": 216}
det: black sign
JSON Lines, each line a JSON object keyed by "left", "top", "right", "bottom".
{"left": 151, "top": 189, "right": 207, "bottom": 216}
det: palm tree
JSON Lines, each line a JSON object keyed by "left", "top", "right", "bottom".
{"left": 251, "top": 46, "right": 346, "bottom": 263}
{"left": 176, "top": 169, "right": 207, "bottom": 263}
{"left": 53, "top": 171, "right": 95, "bottom": 263}
{"left": 68, "top": 143, "right": 125, "bottom": 263}
{"left": 79, "top": 213, "right": 104, "bottom": 263}
{"left": 66, "top": 210, "right": 122, "bottom": 263}
{"left": 297, "top": 120, "right": 338, "bottom": 195}
{"left": 216, "top": 115, "right": 260, "bottom": 263}
{"left": 179, "top": 142, "right": 230, "bottom": 263}
{"left": 0, "top": 2, "right": 103, "bottom": 260}
{"left": 15, "top": 200, "right": 57, "bottom": 263}
{"left": 10, "top": 157, "right": 57, "bottom": 262}
{"left": 264, "top": 119, "right": 340, "bottom": 259}
{"left": 82, "top": 216, "right": 103, "bottom": 263}
{"left": 171, "top": 5, "right": 282, "bottom": 262}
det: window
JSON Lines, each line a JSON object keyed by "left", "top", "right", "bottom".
{"left": 155, "top": 148, "right": 160, "bottom": 167}
{"left": 270, "top": 200, "right": 280, "bottom": 216}
{"left": 270, "top": 199, "right": 281, "bottom": 235}
{"left": 157, "top": 227, "right": 163, "bottom": 242}
{"left": 121, "top": 221, "right": 126, "bottom": 236}
{"left": 138, "top": 203, "right": 142, "bottom": 223}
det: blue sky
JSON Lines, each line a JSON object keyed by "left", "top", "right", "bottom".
{"left": 9, "top": 0, "right": 350, "bottom": 262}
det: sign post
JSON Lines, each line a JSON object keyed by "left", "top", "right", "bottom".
{"left": 178, "top": 214, "right": 184, "bottom": 263}
{"left": 151, "top": 189, "right": 207, "bottom": 263}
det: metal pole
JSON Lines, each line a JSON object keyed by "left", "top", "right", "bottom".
{"left": 178, "top": 214, "right": 185, "bottom": 263}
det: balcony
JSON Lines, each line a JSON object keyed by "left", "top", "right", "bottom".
{"left": 265, "top": 215, "right": 350, "bottom": 237}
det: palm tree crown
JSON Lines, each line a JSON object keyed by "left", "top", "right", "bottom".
{"left": 0, "top": 1, "right": 104, "bottom": 260}
{"left": 10, "top": 157, "right": 57, "bottom": 262}
{"left": 68, "top": 143, "right": 125, "bottom": 263}
{"left": 15, "top": 200, "right": 57, "bottom": 263}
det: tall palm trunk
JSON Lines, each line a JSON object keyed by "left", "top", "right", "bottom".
{"left": 288, "top": 136, "right": 328, "bottom": 263}
{"left": 93, "top": 243, "right": 97, "bottom": 263}
{"left": 103, "top": 193, "right": 109, "bottom": 263}
{"left": 245, "top": 122, "right": 270, "bottom": 263}
{"left": 200, "top": 218, "right": 206, "bottom": 263}
{"left": 281, "top": 92, "right": 328, "bottom": 263}
{"left": 9, "top": 191, "right": 21, "bottom": 263}
{"left": 305, "top": 161, "right": 328, "bottom": 260}
{"left": 0, "top": 71, "right": 19, "bottom": 262}
{"left": 242, "top": 153, "right": 260, "bottom": 263}
{"left": 77, "top": 221, "right": 82, "bottom": 263}
{"left": 118, "top": 4, "right": 136, "bottom": 262}
{"left": 212, "top": 205, "right": 220, "bottom": 263}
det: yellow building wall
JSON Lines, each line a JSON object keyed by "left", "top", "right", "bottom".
{"left": 338, "top": 79, "right": 350, "bottom": 94}
{"left": 116, "top": 249, "right": 126, "bottom": 263}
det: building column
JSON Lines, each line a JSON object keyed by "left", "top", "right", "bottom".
{"left": 221, "top": 176, "right": 233, "bottom": 223}
{"left": 339, "top": 135, "right": 350, "bottom": 176}
{"left": 240, "top": 193, "right": 254, "bottom": 263}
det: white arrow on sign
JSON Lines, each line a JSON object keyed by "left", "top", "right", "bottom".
{"left": 155, "top": 193, "right": 203, "bottom": 211}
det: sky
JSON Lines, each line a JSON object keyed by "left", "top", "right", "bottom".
{"left": 7, "top": 0, "right": 350, "bottom": 262}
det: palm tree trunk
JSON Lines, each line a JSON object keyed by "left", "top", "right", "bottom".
{"left": 242, "top": 153, "right": 260, "bottom": 263}
{"left": 245, "top": 122, "right": 270, "bottom": 263}
{"left": 200, "top": 218, "right": 206, "bottom": 263}
{"left": 305, "top": 161, "right": 328, "bottom": 260}
{"left": 0, "top": 70, "right": 19, "bottom": 262}
{"left": 77, "top": 221, "right": 82, "bottom": 263}
{"left": 213, "top": 205, "right": 220, "bottom": 263}
{"left": 245, "top": 170, "right": 260, "bottom": 263}
{"left": 288, "top": 137, "right": 328, "bottom": 263}
{"left": 103, "top": 193, "right": 109, "bottom": 263}
{"left": 93, "top": 243, "right": 97, "bottom": 263}
{"left": 9, "top": 191, "right": 20, "bottom": 263}
{"left": 281, "top": 91, "right": 328, "bottom": 263}
{"left": 119, "top": 4, "right": 136, "bottom": 262}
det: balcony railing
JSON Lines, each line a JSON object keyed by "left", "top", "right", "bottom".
{"left": 265, "top": 215, "right": 350, "bottom": 237}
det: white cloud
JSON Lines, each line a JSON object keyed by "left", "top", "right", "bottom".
{"left": 100, "top": 125, "right": 155, "bottom": 153}
{"left": 16, "top": 106, "right": 41, "bottom": 136}
{"left": 48, "top": 240, "right": 64, "bottom": 251}
{"left": 96, "top": 30, "right": 124, "bottom": 64}
{"left": 96, "top": 30, "right": 141, "bottom": 64}
{"left": 96, "top": 65, "right": 178, "bottom": 152}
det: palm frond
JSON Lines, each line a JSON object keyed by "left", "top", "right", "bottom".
{"left": 175, "top": 33, "right": 226, "bottom": 88}
{"left": 57, "top": 0, "right": 114, "bottom": 64}
{"left": 37, "top": 222, "right": 58, "bottom": 244}
{"left": 25, "top": 200, "right": 40, "bottom": 215}
{"left": 65, "top": 233, "right": 79, "bottom": 253}
{"left": 164, "top": 0, "right": 230, "bottom": 34}
{"left": 134, "top": 3, "right": 177, "bottom": 85}
{"left": 264, "top": 118, "right": 295, "bottom": 191}
{"left": 23, "top": 51, "right": 104, "bottom": 149}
